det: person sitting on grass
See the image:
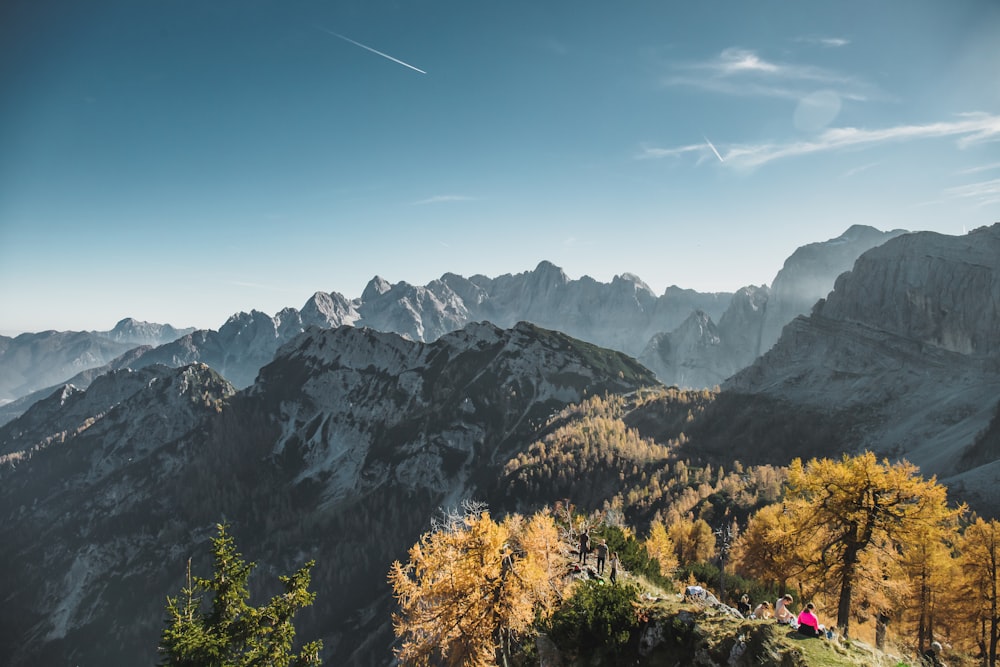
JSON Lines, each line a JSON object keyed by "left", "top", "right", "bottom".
{"left": 774, "top": 594, "right": 796, "bottom": 625}
{"left": 796, "top": 603, "right": 824, "bottom": 638}
{"left": 751, "top": 600, "right": 772, "bottom": 619}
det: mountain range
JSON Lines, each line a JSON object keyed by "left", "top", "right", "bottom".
{"left": 1, "top": 222, "right": 997, "bottom": 665}
{"left": 0, "top": 225, "right": 902, "bottom": 416}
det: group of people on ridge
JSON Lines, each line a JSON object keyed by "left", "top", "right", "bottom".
{"left": 742, "top": 593, "right": 946, "bottom": 663}
{"left": 739, "top": 593, "right": 827, "bottom": 638}
{"left": 577, "top": 530, "right": 619, "bottom": 584}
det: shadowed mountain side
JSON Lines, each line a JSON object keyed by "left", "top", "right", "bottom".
{"left": 638, "top": 226, "right": 905, "bottom": 387}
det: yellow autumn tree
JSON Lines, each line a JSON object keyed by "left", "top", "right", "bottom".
{"left": 899, "top": 517, "right": 957, "bottom": 655}
{"left": 388, "top": 503, "right": 562, "bottom": 667}
{"left": 668, "top": 517, "right": 716, "bottom": 566}
{"left": 958, "top": 517, "right": 1000, "bottom": 666}
{"left": 644, "top": 519, "right": 678, "bottom": 578}
{"left": 784, "top": 452, "right": 959, "bottom": 639}
{"left": 730, "top": 502, "right": 808, "bottom": 595}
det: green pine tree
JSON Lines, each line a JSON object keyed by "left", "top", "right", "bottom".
{"left": 159, "top": 524, "right": 323, "bottom": 667}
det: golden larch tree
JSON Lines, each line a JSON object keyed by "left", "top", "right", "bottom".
{"left": 388, "top": 504, "right": 562, "bottom": 666}
{"left": 784, "top": 452, "right": 958, "bottom": 639}
{"left": 730, "top": 502, "right": 810, "bottom": 596}
{"left": 959, "top": 517, "right": 1000, "bottom": 667}
{"left": 644, "top": 519, "right": 678, "bottom": 578}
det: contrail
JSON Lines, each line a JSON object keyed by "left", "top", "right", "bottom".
{"left": 704, "top": 136, "right": 725, "bottom": 163}
{"left": 318, "top": 26, "right": 426, "bottom": 74}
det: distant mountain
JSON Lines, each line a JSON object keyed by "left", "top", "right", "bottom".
{"left": 638, "top": 225, "right": 906, "bottom": 386}
{"left": 0, "top": 319, "right": 192, "bottom": 404}
{"left": 119, "top": 263, "right": 730, "bottom": 393}
{"left": 0, "top": 321, "right": 657, "bottom": 666}
{"left": 0, "top": 225, "right": 905, "bottom": 424}
{"left": 715, "top": 224, "right": 1000, "bottom": 513}
{"left": 97, "top": 317, "right": 196, "bottom": 346}
{"left": 0, "top": 345, "right": 152, "bottom": 425}
{"left": 0, "top": 331, "right": 140, "bottom": 402}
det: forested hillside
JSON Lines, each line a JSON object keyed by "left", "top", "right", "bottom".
{"left": 389, "top": 388, "right": 995, "bottom": 666}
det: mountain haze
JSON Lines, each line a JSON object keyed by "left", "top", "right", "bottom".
{"left": 0, "top": 226, "right": 901, "bottom": 419}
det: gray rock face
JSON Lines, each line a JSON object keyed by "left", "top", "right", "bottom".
{"left": 757, "top": 225, "right": 907, "bottom": 355}
{"left": 640, "top": 311, "right": 724, "bottom": 388}
{"left": 357, "top": 261, "right": 731, "bottom": 358}
{"left": 725, "top": 224, "right": 1000, "bottom": 507}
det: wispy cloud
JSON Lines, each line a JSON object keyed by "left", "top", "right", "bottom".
{"left": 796, "top": 36, "right": 850, "bottom": 48}
{"left": 957, "top": 161, "right": 1000, "bottom": 175}
{"left": 943, "top": 178, "right": 1000, "bottom": 208}
{"left": 639, "top": 112, "right": 1000, "bottom": 169}
{"left": 411, "top": 194, "right": 476, "bottom": 205}
{"left": 664, "top": 47, "right": 875, "bottom": 102}
{"left": 841, "top": 161, "right": 880, "bottom": 178}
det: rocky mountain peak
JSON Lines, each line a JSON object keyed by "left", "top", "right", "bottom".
{"left": 757, "top": 225, "right": 907, "bottom": 355}
{"left": 613, "top": 272, "right": 653, "bottom": 294}
{"left": 105, "top": 318, "right": 194, "bottom": 345}
{"left": 362, "top": 275, "right": 393, "bottom": 301}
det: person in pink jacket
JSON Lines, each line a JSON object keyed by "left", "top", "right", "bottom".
{"left": 796, "top": 603, "right": 824, "bottom": 638}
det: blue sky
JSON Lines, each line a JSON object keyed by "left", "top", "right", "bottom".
{"left": 1, "top": 0, "right": 998, "bottom": 334}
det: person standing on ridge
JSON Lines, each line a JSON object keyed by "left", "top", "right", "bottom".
{"left": 578, "top": 529, "right": 590, "bottom": 565}
{"left": 594, "top": 539, "right": 609, "bottom": 575}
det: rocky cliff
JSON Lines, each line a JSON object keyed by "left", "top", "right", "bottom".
{"left": 724, "top": 224, "right": 1000, "bottom": 512}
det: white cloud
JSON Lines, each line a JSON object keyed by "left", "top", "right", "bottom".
{"left": 663, "top": 47, "right": 877, "bottom": 102}
{"left": 716, "top": 48, "right": 779, "bottom": 74}
{"left": 411, "top": 195, "right": 476, "bottom": 205}
{"left": 640, "top": 112, "right": 1000, "bottom": 169}
{"left": 796, "top": 36, "right": 850, "bottom": 48}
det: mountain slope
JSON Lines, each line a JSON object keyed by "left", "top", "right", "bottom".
{"left": 0, "top": 322, "right": 659, "bottom": 666}
{"left": 721, "top": 224, "right": 1000, "bottom": 512}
